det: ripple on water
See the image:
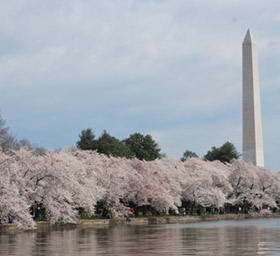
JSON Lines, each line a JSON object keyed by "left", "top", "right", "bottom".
{"left": 1, "top": 218, "right": 280, "bottom": 256}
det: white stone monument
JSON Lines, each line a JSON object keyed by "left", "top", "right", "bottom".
{"left": 242, "top": 29, "right": 264, "bottom": 167}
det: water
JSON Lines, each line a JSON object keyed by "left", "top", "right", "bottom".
{"left": 1, "top": 218, "right": 280, "bottom": 255}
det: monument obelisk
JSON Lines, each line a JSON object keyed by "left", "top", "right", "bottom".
{"left": 242, "top": 29, "right": 264, "bottom": 167}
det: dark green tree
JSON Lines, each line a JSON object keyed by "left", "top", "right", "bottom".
{"left": 96, "top": 131, "right": 133, "bottom": 158}
{"left": 76, "top": 128, "right": 97, "bottom": 150}
{"left": 181, "top": 150, "right": 198, "bottom": 161}
{"left": 204, "top": 141, "right": 240, "bottom": 163}
{"left": 123, "top": 133, "right": 161, "bottom": 161}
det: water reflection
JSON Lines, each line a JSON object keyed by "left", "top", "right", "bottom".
{"left": 0, "top": 218, "right": 280, "bottom": 256}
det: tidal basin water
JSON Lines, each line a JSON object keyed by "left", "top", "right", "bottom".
{"left": 1, "top": 218, "right": 280, "bottom": 256}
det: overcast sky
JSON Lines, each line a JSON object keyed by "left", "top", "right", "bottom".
{"left": 1, "top": 0, "right": 279, "bottom": 170}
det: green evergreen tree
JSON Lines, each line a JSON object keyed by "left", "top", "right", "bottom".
{"left": 76, "top": 128, "right": 97, "bottom": 150}
{"left": 96, "top": 131, "right": 133, "bottom": 158}
{"left": 123, "top": 133, "right": 161, "bottom": 161}
{"left": 204, "top": 141, "right": 240, "bottom": 163}
{"left": 181, "top": 150, "right": 198, "bottom": 161}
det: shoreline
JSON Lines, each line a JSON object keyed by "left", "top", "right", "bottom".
{"left": 1, "top": 213, "right": 280, "bottom": 233}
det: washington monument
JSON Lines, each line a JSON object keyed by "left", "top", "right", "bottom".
{"left": 242, "top": 29, "right": 264, "bottom": 167}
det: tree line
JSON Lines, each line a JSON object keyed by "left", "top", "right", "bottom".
{"left": 77, "top": 128, "right": 240, "bottom": 163}
{"left": 0, "top": 113, "right": 241, "bottom": 163}
{"left": 0, "top": 112, "right": 240, "bottom": 163}
{"left": 0, "top": 113, "right": 277, "bottom": 229}
{"left": 0, "top": 147, "right": 278, "bottom": 229}
{"left": 76, "top": 128, "right": 162, "bottom": 160}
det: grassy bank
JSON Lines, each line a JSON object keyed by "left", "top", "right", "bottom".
{"left": 1, "top": 213, "right": 280, "bottom": 233}
{"left": 79, "top": 213, "right": 280, "bottom": 227}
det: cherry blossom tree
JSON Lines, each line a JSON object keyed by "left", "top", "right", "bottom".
{"left": 1, "top": 147, "right": 280, "bottom": 229}
{"left": 180, "top": 158, "right": 232, "bottom": 209}
{"left": 228, "top": 160, "right": 279, "bottom": 210}
{"left": 0, "top": 151, "right": 34, "bottom": 228}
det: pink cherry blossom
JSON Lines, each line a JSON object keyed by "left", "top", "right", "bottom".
{"left": 1, "top": 148, "right": 280, "bottom": 229}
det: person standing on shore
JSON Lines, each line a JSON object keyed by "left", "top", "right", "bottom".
{"left": 7, "top": 215, "right": 13, "bottom": 224}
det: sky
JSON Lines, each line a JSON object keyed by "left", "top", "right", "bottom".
{"left": 0, "top": 0, "right": 279, "bottom": 170}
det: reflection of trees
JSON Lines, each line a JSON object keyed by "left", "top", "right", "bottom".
{"left": 0, "top": 232, "right": 36, "bottom": 256}
{"left": 1, "top": 220, "right": 280, "bottom": 255}
{"left": 180, "top": 222, "right": 273, "bottom": 255}
{"left": 99, "top": 225, "right": 179, "bottom": 256}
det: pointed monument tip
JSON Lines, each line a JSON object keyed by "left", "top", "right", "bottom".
{"left": 243, "top": 29, "right": 256, "bottom": 44}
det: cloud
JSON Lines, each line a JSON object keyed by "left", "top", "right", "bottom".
{"left": 0, "top": 0, "right": 279, "bottom": 170}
